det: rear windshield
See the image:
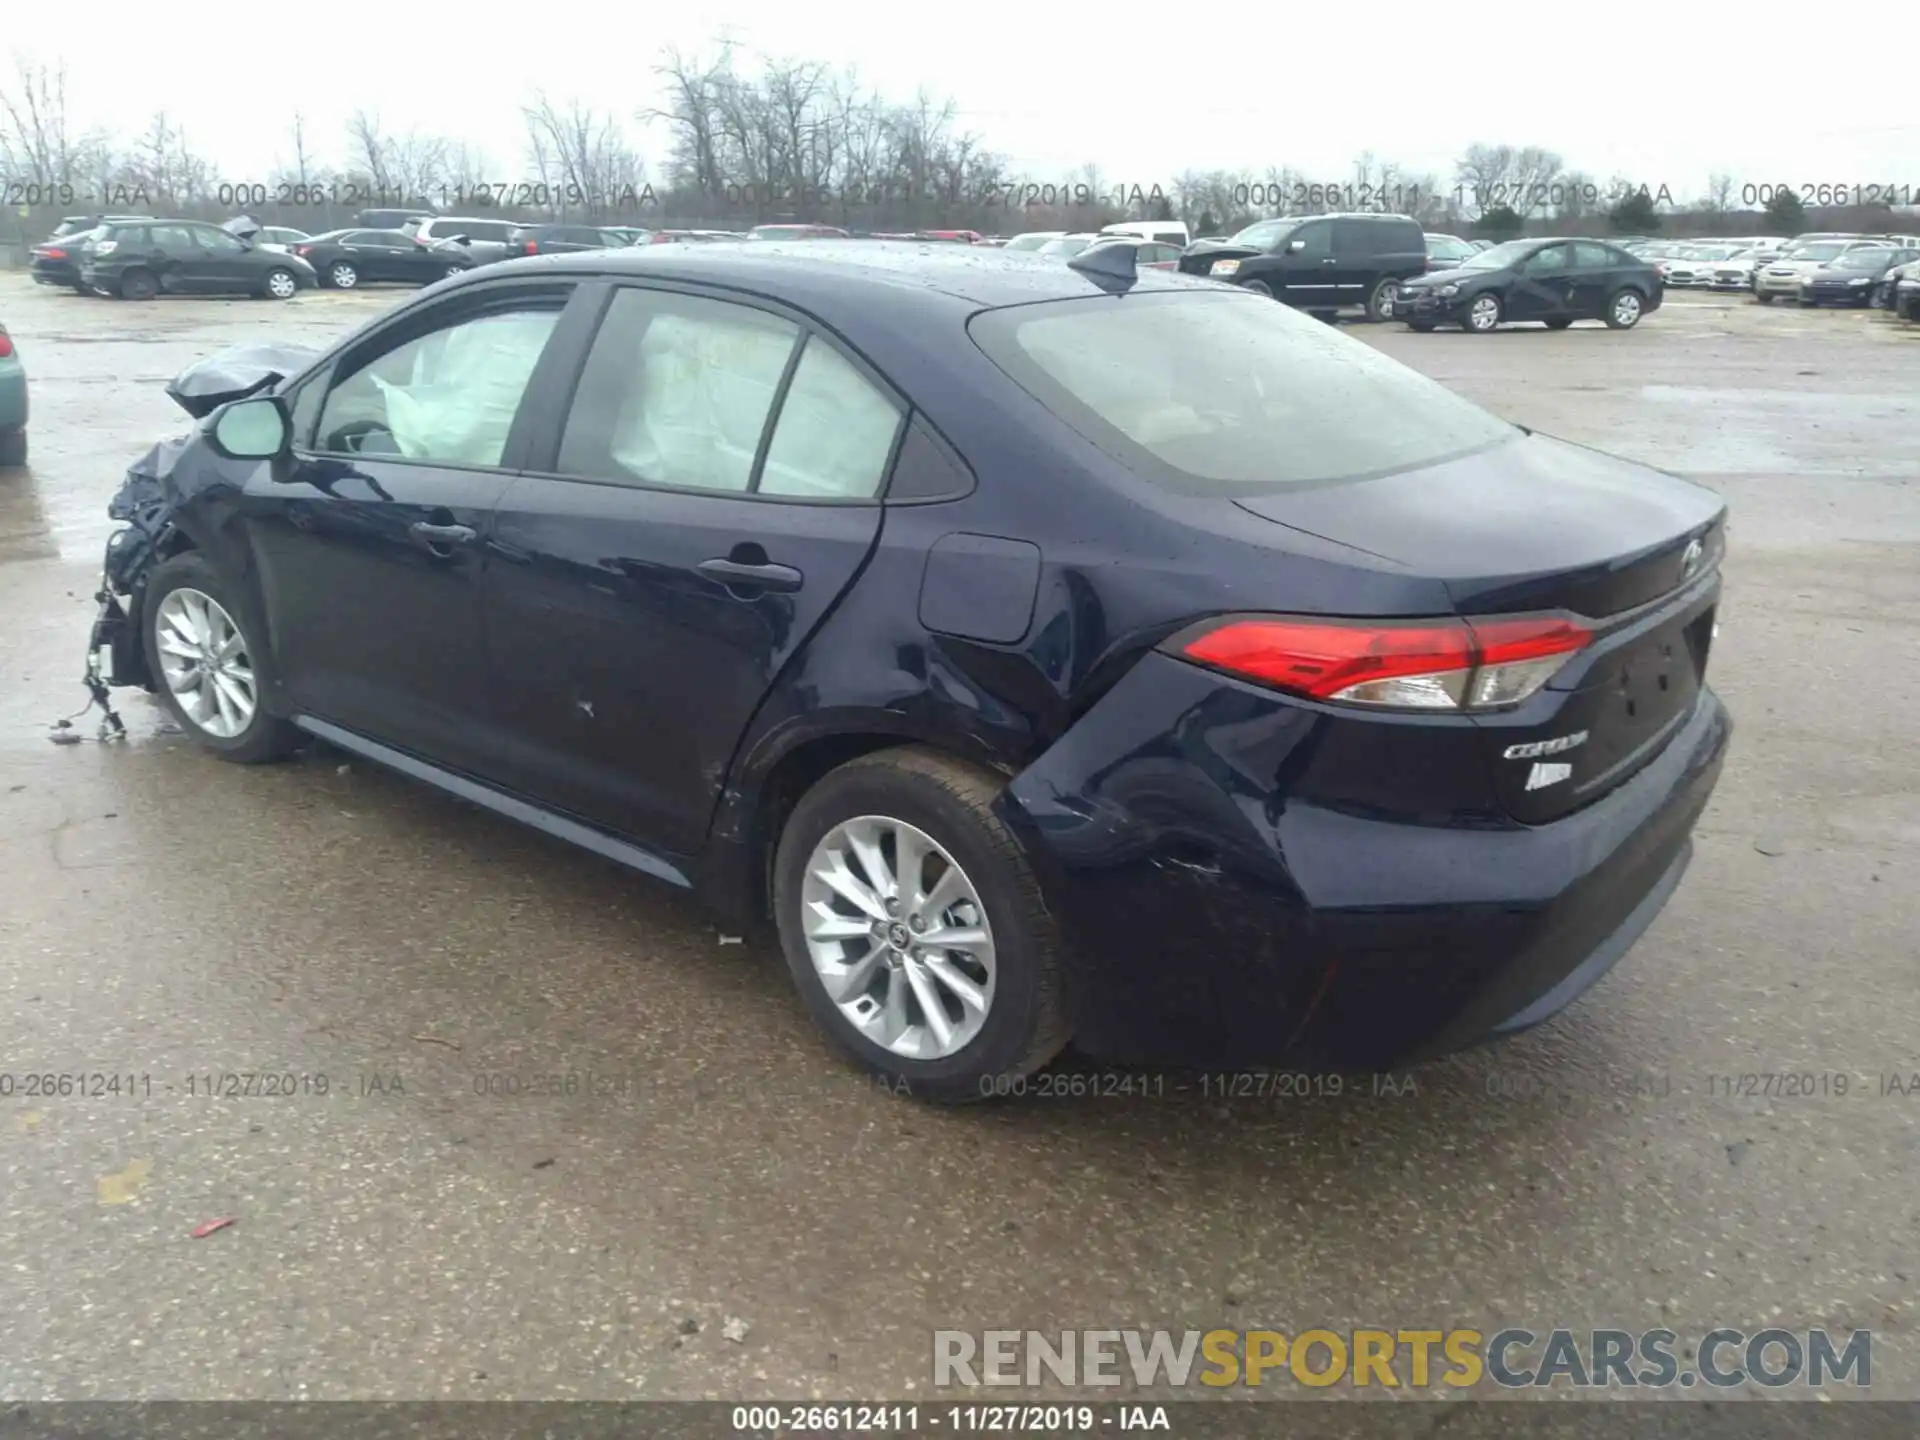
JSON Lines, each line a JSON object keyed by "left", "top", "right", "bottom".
{"left": 969, "top": 290, "right": 1515, "bottom": 495}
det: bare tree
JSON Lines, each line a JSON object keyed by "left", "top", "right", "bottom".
{"left": 1705, "top": 172, "right": 1735, "bottom": 212}
{"left": 524, "top": 92, "right": 645, "bottom": 219}
{"left": 1453, "top": 143, "right": 1567, "bottom": 218}
{"left": 0, "top": 56, "right": 97, "bottom": 187}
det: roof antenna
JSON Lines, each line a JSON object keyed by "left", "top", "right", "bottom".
{"left": 1067, "top": 240, "right": 1137, "bottom": 288}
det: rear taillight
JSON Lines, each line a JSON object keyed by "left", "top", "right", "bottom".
{"left": 0, "top": 330, "right": 12, "bottom": 358}
{"left": 1170, "top": 614, "right": 1592, "bottom": 711}
{"left": 43, "top": 247, "right": 67, "bottom": 260}
{"left": 524, "top": 240, "right": 538, "bottom": 254}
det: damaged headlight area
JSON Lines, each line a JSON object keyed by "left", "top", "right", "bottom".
{"left": 80, "top": 341, "right": 320, "bottom": 735}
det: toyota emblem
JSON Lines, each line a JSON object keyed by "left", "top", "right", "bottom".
{"left": 1681, "top": 537, "right": 1703, "bottom": 579}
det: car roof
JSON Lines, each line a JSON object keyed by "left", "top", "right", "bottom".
{"left": 469, "top": 239, "right": 1218, "bottom": 309}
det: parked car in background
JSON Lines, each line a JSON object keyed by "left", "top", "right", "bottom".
{"left": 31, "top": 216, "right": 152, "bottom": 290}
{"left": 80, "top": 220, "right": 318, "bottom": 301}
{"left": 1895, "top": 265, "right": 1920, "bottom": 320}
{"left": 252, "top": 227, "right": 311, "bottom": 252}
{"left": 1099, "top": 220, "right": 1191, "bottom": 247}
{"left": 1178, "top": 212, "right": 1428, "bottom": 322}
{"left": 1467, "top": 238, "right": 1496, "bottom": 252}
{"left": 355, "top": 209, "right": 433, "bottom": 231}
{"left": 748, "top": 224, "right": 852, "bottom": 240}
{"left": 1799, "top": 246, "right": 1920, "bottom": 307}
{"left": 0, "top": 319, "right": 26, "bottom": 467}
{"left": 600, "top": 227, "right": 651, "bottom": 245}
{"left": 1662, "top": 243, "right": 1754, "bottom": 287}
{"left": 1035, "top": 233, "right": 1112, "bottom": 261}
{"left": 1078, "top": 236, "right": 1185, "bottom": 270}
{"left": 1425, "top": 233, "right": 1478, "bottom": 269}
{"left": 1002, "top": 231, "right": 1066, "bottom": 253}
{"left": 294, "top": 229, "right": 477, "bottom": 289}
{"left": 98, "top": 240, "right": 1730, "bottom": 1100}
{"left": 1754, "top": 239, "right": 1892, "bottom": 302}
{"left": 1396, "top": 237, "right": 1662, "bottom": 333}
{"left": 919, "top": 229, "right": 985, "bottom": 243}
{"left": 505, "top": 224, "right": 633, "bottom": 259}
{"left": 1708, "top": 248, "right": 1767, "bottom": 291}
{"left": 644, "top": 230, "right": 740, "bottom": 245}
{"left": 1876, "top": 256, "right": 1920, "bottom": 309}
{"left": 403, "top": 216, "right": 517, "bottom": 266}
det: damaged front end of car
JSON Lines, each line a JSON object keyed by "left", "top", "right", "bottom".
{"left": 82, "top": 341, "right": 320, "bottom": 736}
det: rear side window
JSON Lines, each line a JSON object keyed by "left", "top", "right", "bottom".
{"left": 556, "top": 288, "right": 800, "bottom": 493}
{"left": 758, "top": 338, "right": 903, "bottom": 499}
{"left": 969, "top": 291, "right": 1514, "bottom": 495}
{"left": 1573, "top": 242, "right": 1619, "bottom": 269}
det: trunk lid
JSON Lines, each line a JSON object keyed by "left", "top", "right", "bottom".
{"left": 1232, "top": 431, "right": 1726, "bottom": 820}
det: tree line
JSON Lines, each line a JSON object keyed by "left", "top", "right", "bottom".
{"left": 1, "top": 48, "right": 1908, "bottom": 251}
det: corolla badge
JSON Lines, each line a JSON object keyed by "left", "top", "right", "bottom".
{"left": 1504, "top": 730, "right": 1588, "bottom": 760}
{"left": 1681, "top": 537, "right": 1704, "bottom": 579}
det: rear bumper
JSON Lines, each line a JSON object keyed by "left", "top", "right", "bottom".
{"left": 0, "top": 365, "right": 26, "bottom": 431}
{"left": 999, "top": 652, "right": 1731, "bottom": 1070}
{"left": 31, "top": 262, "right": 81, "bottom": 287}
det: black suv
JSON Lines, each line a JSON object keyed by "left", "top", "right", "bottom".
{"left": 503, "top": 223, "right": 632, "bottom": 259}
{"left": 80, "top": 220, "right": 319, "bottom": 301}
{"left": 1178, "top": 212, "right": 1428, "bottom": 321}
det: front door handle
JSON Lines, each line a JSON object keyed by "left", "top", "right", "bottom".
{"left": 410, "top": 520, "right": 477, "bottom": 551}
{"left": 697, "top": 557, "right": 803, "bottom": 592}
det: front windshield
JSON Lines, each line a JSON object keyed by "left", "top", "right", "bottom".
{"left": 1828, "top": 249, "right": 1889, "bottom": 269}
{"left": 1229, "top": 219, "right": 1298, "bottom": 249}
{"left": 1461, "top": 240, "right": 1535, "bottom": 268}
{"left": 1786, "top": 242, "right": 1849, "bottom": 261}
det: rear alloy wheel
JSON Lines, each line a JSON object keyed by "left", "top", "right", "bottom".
{"left": 328, "top": 261, "right": 359, "bottom": 289}
{"left": 1365, "top": 277, "right": 1399, "bottom": 322}
{"left": 1605, "top": 289, "right": 1644, "bottom": 329}
{"left": 263, "top": 267, "right": 298, "bottom": 300}
{"left": 773, "top": 747, "right": 1069, "bottom": 1103}
{"left": 1464, "top": 293, "right": 1502, "bottom": 333}
{"left": 143, "top": 552, "right": 302, "bottom": 763}
{"left": 119, "top": 269, "right": 158, "bottom": 302}
{"left": 1545, "top": 317, "right": 1574, "bottom": 330}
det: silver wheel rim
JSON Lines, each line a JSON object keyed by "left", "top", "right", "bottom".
{"left": 1244, "top": 280, "right": 1272, "bottom": 296}
{"left": 1614, "top": 294, "right": 1640, "bottom": 325}
{"left": 268, "top": 271, "right": 296, "bottom": 298}
{"left": 800, "top": 815, "right": 996, "bottom": 1060}
{"left": 155, "top": 587, "right": 256, "bottom": 739}
{"left": 1470, "top": 296, "right": 1499, "bottom": 329}
{"left": 1375, "top": 281, "right": 1397, "bottom": 317}
{"left": 331, "top": 264, "right": 356, "bottom": 288}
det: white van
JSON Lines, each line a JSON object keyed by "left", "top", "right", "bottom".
{"left": 1099, "top": 220, "right": 1190, "bottom": 248}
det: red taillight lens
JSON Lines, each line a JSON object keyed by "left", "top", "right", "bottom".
{"left": 1173, "top": 614, "right": 1591, "bottom": 711}
{"left": 44, "top": 247, "right": 68, "bottom": 260}
{"left": 524, "top": 239, "right": 538, "bottom": 254}
{"left": 0, "top": 331, "right": 12, "bottom": 358}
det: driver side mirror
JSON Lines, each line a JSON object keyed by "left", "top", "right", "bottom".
{"left": 205, "top": 395, "right": 291, "bottom": 461}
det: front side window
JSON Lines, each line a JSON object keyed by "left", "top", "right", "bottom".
{"left": 314, "top": 300, "right": 565, "bottom": 466}
{"left": 1525, "top": 244, "right": 1572, "bottom": 272}
{"left": 197, "top": 227, "right": 246, "bottom": 251}
{"left": 556, "top": 289, "right": 800, "bottom": 493}
{"left": 1288, "top": 222, "right": 1331, "bottom": 260}
{"left": 970, "top": 290, "right": 1514, "bottom": 495}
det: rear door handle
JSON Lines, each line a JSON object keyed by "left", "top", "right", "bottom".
{"left": 410, "top": 521, "right": 477, "bottom": 550}
{"left": 697, "top": 557, "right": 803, "bottom": 592}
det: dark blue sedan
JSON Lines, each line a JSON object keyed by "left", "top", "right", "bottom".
{"left": 92, "top": 241, "right": 1731, "bottom": 1102}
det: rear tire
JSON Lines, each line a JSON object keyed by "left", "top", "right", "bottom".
{"left": 142, "top": 552, "right": 302, "bottom": 764}
{"left": 1364, "top": 276, "right": 1399, "bottom": 322}
{"left": 772, "top": 746, "right": 1071, "bottom": 1104}
{"left": 1755, "top": 292, "right": 1773, "bottom": 305}
{"left": 327, "top": 261, "right": 359, "bottom": 289}
{"left": 119, "top": 269, "right": 158, "bottom": 301}
{"left": 1604, "top": 289, "right": 1645, "bottom": 329}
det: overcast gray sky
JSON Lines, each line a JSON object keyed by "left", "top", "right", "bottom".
{"left": 6, "top": 12, "right": 1916, "bottom": 202}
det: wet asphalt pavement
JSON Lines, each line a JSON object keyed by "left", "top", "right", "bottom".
{"left": 0, "top": 273, "right": 1916, "bottom": 1402}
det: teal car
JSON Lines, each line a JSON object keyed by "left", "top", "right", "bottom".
{"left": 0, "top": 320, "right": 25, "bottom": 468}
